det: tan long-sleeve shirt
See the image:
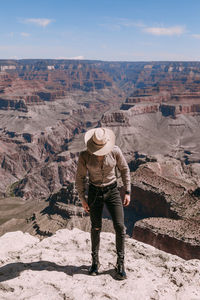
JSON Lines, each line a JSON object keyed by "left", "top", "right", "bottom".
{"left": 75, "top": 145, "right": 131, "bottom": 202}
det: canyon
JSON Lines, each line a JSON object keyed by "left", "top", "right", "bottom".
{"left": 0, "top": 59, "right": 200, "bottom": 261}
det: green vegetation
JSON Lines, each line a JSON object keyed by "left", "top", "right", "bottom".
{"left": 6, "top": 181, "right": 20, "bottom": 197}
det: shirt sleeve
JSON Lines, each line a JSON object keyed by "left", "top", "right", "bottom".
{"left": 75, "top": 152, "right": 88, "bottom": 202}
{"left": 116, "top": 147, "right": 131, "bottom": 192}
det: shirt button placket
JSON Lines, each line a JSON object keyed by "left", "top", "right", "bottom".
{"left": 102, "top": 157, "right": 105, "bottom": 185}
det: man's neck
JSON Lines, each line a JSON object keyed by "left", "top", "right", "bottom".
{"left": 97, "top": 155, "right": 105, "bottom": 162}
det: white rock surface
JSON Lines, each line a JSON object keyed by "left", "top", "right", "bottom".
{"left": 0, "top": 228, "right": 199, "bottom": 300}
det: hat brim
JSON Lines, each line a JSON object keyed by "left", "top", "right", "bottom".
{"left": 84, "top": 128, "right": 115, "bottom": 155}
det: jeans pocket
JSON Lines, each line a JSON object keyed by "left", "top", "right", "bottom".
{"left": 108, "top": 187, "right": 122, "bottom": 205}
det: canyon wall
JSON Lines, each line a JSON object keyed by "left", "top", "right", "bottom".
{"left": 2, "top": 60, "right": 200, "bottom": 111}
{"left": 1, "top": 59, "right": 200, "bottom": 260}
{"left": 0, "top": 60, "right": 114, "bottom": 111}
{"left": 128, "top": 159, "right": 200, "bottom": 260}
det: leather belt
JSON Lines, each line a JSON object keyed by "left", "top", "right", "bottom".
{"left": 89, "top": 181, "right": 117, "bottom": 193}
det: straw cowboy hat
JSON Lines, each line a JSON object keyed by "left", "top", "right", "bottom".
{"left": 84, "top": 127, "right": 115, "bottom": 155}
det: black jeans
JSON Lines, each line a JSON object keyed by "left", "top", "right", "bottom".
{"left": 88, "top": 182, "right": 125, "bottom": 260}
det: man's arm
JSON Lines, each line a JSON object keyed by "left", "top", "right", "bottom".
{"left": 116, "top": 147, "right": 131, "bottom": 206}
{"left": 75, "top": 152, "right": 90, "bottom": 212}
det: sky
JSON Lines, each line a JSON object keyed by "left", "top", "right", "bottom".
{"left": 1, "top": 0, "right": 200, "bottom": 61}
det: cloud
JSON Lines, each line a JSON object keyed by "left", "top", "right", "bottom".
{"left": 71, "top": 56, "right": 84, "bottom": 60}
{"left": 23, "top": 18, "right": 53, "bottom": 27}
{"left": 20, "top": 32, "right": 30, "bottom": 37}
{"left": 143, "top": 26, "right": 186, "bottom": 36}
{"left": 99, "top": 18, "right": 145, "bottom": 31}
{"left": 100, "top": 18, "right": 186, "bottom": 38}
{"left": 9, "top": 56, "right": 19, "bottom": 59}
{"left": 191, "top": 34, "right": 200, "bottom": 39}
{"left": 56, "top": 56, "right": 84, "bottom": 60}
{"left": 118, "top": 19, "right": 145, "bottom": 28}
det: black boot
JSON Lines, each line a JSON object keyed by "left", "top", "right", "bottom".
{"left": 89, "top": 228, "right": 101, "bottom": 275}
{"left": 89, "top": 254, "right": 100, "bottom": 276}
{"left": 115, "top": 257, "right": 127, "bottom": 280}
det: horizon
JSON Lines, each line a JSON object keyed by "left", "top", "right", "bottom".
{"left": 1, "top": 0, "right": 200, "bottom": 61}
{"left": 2, "top": 58, "right": 200, "bottom": 63}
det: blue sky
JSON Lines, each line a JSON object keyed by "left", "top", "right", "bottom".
{"left": 1, "top": 0, "right": 200, "bottom": 61}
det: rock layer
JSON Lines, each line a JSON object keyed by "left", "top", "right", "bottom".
{"left": 130, "top": 158, "right": 200, "bottom": 260}
{"left": 132, "top": 218, "right": 200, "bottom": 260}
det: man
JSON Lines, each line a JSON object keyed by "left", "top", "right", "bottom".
{"left": 75, "top": 127, "right": 131, "bottom": 280}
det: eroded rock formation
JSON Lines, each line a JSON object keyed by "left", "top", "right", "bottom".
{"left": 132, "top": 218, "right": 200, "bottom": 260}
{"left": 130, "top": 158, "right": 200, "bottom": 260}
{"left": 0, "top": 60, "right": 114, "bottom": 111}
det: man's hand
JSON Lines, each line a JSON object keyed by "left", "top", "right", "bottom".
{"left": 123, "top": 194, "right": 130, "bottom": 206}
{"left": 81, "top": 199, "right": 90, "bottom": 213}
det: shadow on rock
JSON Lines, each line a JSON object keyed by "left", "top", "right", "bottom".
{"left": 0, "top": 261, "right": 118, "bottom": 282}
